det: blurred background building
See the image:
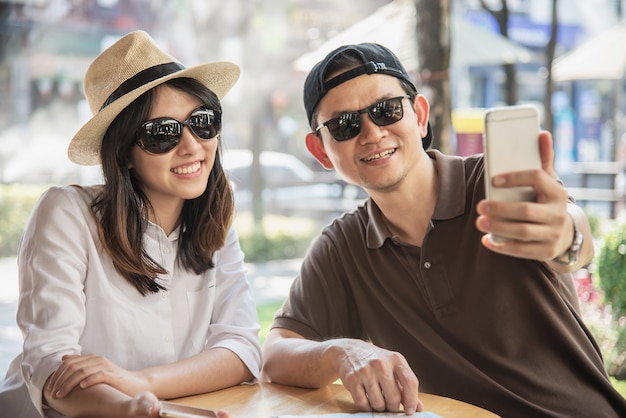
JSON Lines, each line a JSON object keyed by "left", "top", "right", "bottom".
{"left": 0, "top": 0, "right": 624, "bottom": 217}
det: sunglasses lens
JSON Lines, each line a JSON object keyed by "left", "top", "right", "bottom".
{"left": 326, "top": 112, "right": 361, "bottom": 141}
{"left": 321, "top": 96, "right": 408, "bottom": 142}
{"left": 138, "top": 119, "right": 181, "bottom": 153}
{"left": 136, "top": 108, "right": 222, "bottom": 154}
{"left": 188, "top": 108, "right": 221, "bottom": 140}
{"left": 370, "top": 98, "right": 404, "bottom": 126}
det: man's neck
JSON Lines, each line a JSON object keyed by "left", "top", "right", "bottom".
{"left": 372, "top": 156, "right": 438, "bottom": 247}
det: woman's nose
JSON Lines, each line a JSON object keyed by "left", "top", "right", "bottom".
{"left": 176, "top": 126, "right": 204, "bottom": 153}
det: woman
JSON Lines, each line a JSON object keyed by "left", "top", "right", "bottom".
{"left": 0, "top": 31, "right": 260, "bottom": 417}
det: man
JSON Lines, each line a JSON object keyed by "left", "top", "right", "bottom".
{"left": 261, "top": 43, "right": 626, "bottom": 417}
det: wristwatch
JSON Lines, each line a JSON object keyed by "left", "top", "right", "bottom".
{"left": 552, "top": 214, "right": 584, "bottom": 266}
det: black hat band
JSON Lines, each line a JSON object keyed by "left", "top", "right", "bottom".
{"left": 99, "top": 62, "right": 185, "bottom": 111}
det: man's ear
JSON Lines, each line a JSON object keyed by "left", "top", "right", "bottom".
{"left": 305, "top": 132, "right": 334, "bottom": 170}
{"left": 412, "top": 94, "right": 430, "bottom": 139}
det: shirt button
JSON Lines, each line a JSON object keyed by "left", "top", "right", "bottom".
{"left": 163, "top": 247, "right": 171, "bottom": 254}
{"left": 424, "top": 261, "right": 432, "bottom": 269}
{"left": 165, "top": 336, "right": 172, "bottom": 343}
{"left": 161, "top": 292, "right": 168, "bottom": 299}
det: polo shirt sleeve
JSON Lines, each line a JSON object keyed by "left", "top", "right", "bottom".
{"left": 272, "top": 231, "right": 364, "bottom": 341}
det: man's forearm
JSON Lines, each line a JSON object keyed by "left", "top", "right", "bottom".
{"left": 262, "top": 333, "right": 344, "bottom": 387}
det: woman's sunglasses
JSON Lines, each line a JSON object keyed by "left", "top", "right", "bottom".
{"left": 136, "top": 106, "right": 221, "bottom": 154}
{"left": 315, "top": 95, "right": 411, "bottom": 142}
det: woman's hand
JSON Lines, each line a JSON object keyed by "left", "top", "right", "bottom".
{"left": 129, "top": 392, "right": 161, "bottom": 417}
{"left": 48, "top": 354, "right": 150, "bottom": 399}
{"left": 128, "top": 392, "right": 231, "bottom": 418}
{"left": 45, "top": 376, "right": 231, "bottom": 418}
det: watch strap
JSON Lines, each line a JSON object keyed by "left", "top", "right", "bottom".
{"left": 552, "top": 214, "right": 584, "bottom": 266}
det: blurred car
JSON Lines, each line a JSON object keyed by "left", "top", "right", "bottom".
{"left": 222, "top": 148, "right": 365, "bottom": 217}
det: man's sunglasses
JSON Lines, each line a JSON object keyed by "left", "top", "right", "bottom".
{"left": 315, "top": 95, "right": 411, "bottom": 142}
{"left": 136, "top": 106, "right": 221, "bottom": 154}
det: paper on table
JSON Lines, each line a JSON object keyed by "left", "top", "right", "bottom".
{"left": 272, "top": 412, "right": 442, "bottom": 418}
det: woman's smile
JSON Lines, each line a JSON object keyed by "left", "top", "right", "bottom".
{"left": 171, "top": 161, "right": 203, "bottom": 175}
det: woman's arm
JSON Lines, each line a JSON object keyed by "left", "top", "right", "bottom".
{"left": 21, "top": 189, "right": 259, "bottom": 415}
{"left": 47, "top": 348, "right": 252, "bottom": 401}
{"left": 46, "top": 227, "right": 259, "bottom": 407}
{"left": 44, "top": 377, "right": 161, "bottom": 418}
{"left": 18, "top": 187, "right": 94, "bottom": 415}
{"left": 146, "top": 228, "right": 260, "bottom": 396}
{"left": 142, "top": 347, "right": 253, "bottom": 399}
{"left": 45, "top": 383, "right": 230, "bottom": 418}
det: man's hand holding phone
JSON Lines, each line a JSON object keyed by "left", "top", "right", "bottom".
{"left": 476, "top": 106, "right": 574, "bottom": 262}
{"left": 480, "top": 104, "right": 542, "bottom": 243}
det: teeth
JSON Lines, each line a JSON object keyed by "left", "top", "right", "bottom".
{"left": 172, "top": 162, "right": 201, "bottom": 174}
{"left": 363, "top": 149, "right": 395, "bottom": 162}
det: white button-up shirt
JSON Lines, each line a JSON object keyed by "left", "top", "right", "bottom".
{"left": 0, "top": 186, "right": 261, "bottom": 417}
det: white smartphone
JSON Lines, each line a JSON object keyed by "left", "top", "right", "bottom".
{"left": 159, "top": 401, "right": 218, "bottom": 418}
{"left": 483, "top": 104, "right": 541, "bottom": 243}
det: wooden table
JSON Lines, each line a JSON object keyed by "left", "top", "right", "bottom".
{"left": 171, "top": 382, "right": 500, "bottom": 417}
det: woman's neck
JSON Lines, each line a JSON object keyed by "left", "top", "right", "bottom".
{"left": 146, "top": 199, "right": 184, "bottom": 236}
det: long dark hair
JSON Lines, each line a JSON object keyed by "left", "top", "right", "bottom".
{"left": 92, "top": 77, "right": 235, "bottom": 295}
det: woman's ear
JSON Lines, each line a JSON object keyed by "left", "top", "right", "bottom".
{"left": 305, "top": 132, "right": 334, "bottom": 170}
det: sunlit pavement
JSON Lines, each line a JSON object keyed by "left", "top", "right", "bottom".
{"left": 0, "top": 257, "right": 299, "bottom": 378}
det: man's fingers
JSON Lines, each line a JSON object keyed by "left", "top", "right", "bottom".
{"left": 538, "top": 131, "right": 555, "bottom": 175}
{"left": 347, "top": 382, "right": 371, "bottom": 412}
{"left": 366, "top": 384, "right": 388, "bottom": 412}
{"left": 362, "top": 376, "right": 394, "bottom": 412}
{"left": 397, "top": 367, "right": 421, "bottom": 414}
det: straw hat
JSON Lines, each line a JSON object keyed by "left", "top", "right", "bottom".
{"left": 68, "top": 30, "right": 240, "bottom": 165}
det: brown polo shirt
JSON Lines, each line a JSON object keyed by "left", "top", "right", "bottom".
{"left": 272, "top": 150, "right": 626, "bottom": 417}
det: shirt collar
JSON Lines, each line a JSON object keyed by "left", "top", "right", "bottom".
{"left": 145, "top": 219, "right": 181, "bottom": 241}
{"left": 366, "top": 150, "right": 468, "bottom": 248}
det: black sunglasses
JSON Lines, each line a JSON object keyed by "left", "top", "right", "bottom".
{"left": 315, "top": 95, "right": 411, "bottom": 141}
{"left": 136, "top": 106, "right": 221, "bottom": 154}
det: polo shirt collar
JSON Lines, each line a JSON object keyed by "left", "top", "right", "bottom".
{"left": 366, "top": 150, "right": 468, "bottom": 248}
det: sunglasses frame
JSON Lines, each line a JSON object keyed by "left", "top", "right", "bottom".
{"left": 315, "top": 95, "right": 411, "bottom": 142}
{"left": 136, "top": 106, "right": 221, "bottom": 154}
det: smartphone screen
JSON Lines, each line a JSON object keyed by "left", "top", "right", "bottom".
{"left": 483, "top": 104, "right": 541, "bottom": 242}
{"left": 159, "top": 401, "right": 218, "bottom": 418}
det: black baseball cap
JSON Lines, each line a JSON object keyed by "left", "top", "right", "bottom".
{"left": 303, "top": 43, "right": 432, "bottom": 149}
